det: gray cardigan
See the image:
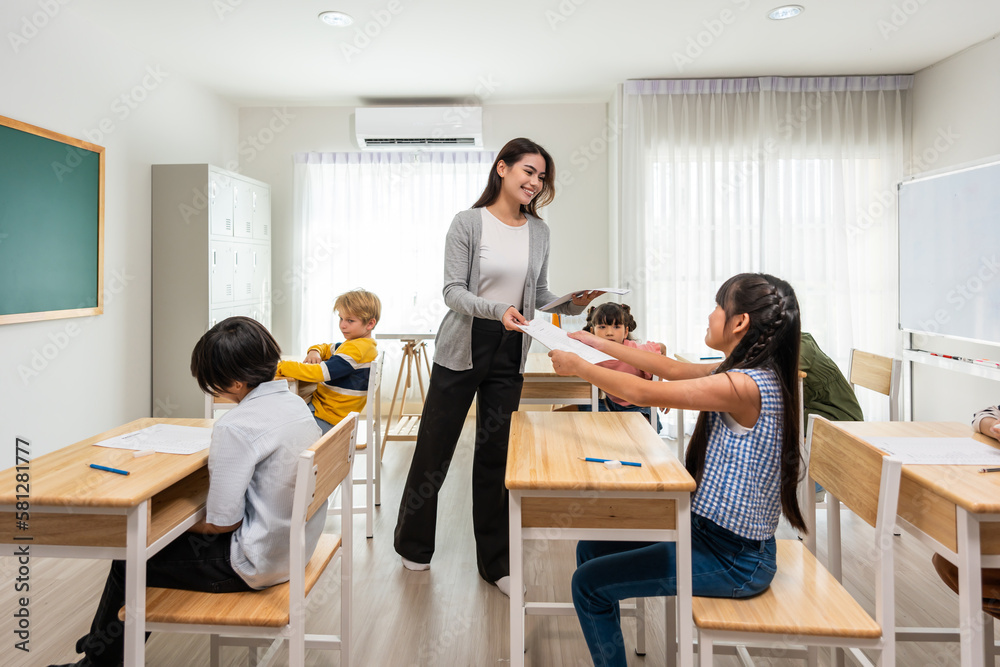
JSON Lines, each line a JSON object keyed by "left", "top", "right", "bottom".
{"left": 434, "top": 208, "right": 584, "bottom": 372}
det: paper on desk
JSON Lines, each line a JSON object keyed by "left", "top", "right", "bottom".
{"left": 866, "top": 437, "right": 1000, "bottom": 465}
{"left": 515, "top": 319, "right": 614, "bottom": 364}
{"left": 95, "top": 424, "right": 212, "bottom": 455}
{"left": 538, "top": 287, "right": 630, "bottom": 312}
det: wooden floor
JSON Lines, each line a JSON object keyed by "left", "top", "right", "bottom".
{"left": 2, "top": 417, "right": 980, "bottom": 666}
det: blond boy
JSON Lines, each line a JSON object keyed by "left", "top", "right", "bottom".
{"left": 277, "top": 289, "right": 380, "bottom": 433}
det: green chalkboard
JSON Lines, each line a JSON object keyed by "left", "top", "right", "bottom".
{"left": 0, "top": 115, "right": 104, "bottom": 324}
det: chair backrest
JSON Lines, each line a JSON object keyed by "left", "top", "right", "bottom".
{"left": 300, "top": 412, "right": 358, "bottom": 523}
{"left": 848, "top": 348, "right": 902, "bottom": 420}
{"left": 809, "top": 416, "right": 898, "bottom": 529}
{"left": 367, "top": 352, "right": 384, "bottom": 416}
{"left": 806, "top": 415, "right": 902, "bottom": 637}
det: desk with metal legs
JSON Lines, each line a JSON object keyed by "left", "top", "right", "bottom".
{"left": 506, "top": 412, "right": 696, "bottom": 667}
{"left": 831, "top": 420, "right": 1000, "bottom": 667}
{"left": 0, "top": 418, "right": 212, "bottom": 667}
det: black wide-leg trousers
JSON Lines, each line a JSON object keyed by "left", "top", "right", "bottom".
{"left": 394, "top": 317, "right": 524, "bottom": 583}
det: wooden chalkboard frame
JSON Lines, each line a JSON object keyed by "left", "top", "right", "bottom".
{"left": 0, "top": 115, "right": 104, "bottom": 325}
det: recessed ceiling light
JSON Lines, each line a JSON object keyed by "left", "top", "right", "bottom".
{"left": 767, "top": 5, "right": 804, "bottom": 20}
{"left": 319, "top": 11, "right": 354, "bottom": 27}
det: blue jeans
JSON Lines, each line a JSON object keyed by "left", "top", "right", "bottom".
{"left": 308, "top": 402, "right": 334, "bottom": 435}
{"left": 572, "top": 514, "right": 777, "bottom": 667}
{"left": 578, "top": 396, "right": 652, "bottom": 421}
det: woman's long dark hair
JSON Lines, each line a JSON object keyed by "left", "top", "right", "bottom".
{"left": 472, "top": 138, "right": 555, "bottom": 219}
{"left": 684, "top": 273, "right": 806, "bottom": 532}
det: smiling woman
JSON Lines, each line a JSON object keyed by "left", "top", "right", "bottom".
{"left": 392, "top": 138, "right": 602, "bottom": 596}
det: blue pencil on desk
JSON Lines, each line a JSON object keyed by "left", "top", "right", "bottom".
{"left": 89, "top": 463, "right": 130, "bottom": 476}
{"left": 579, "top": 457, "right": 642, "bottom": 467}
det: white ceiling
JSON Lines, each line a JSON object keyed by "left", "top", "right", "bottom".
{"left": 73, "top": 0, "right": 1000, "bottom": 106}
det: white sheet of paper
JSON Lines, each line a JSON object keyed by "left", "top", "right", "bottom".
{"left": 538, "top": 287, "right": 631, "bottom": 312}
{"left": 865, "top": 437, "right": 1000, "bottom": 465}
{"left": 95, "top": 424, "right": 213, "bottom": 455}
{"left": 516, "top": 319, "right": 614, "bottom": 364}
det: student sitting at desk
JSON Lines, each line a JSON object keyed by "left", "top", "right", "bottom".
{"left": 50, "top": 317, "right": 325, "bottom": 667}
{"left": 550, "top": 273, "right": 806, "bottom": 667}
{"left": 276, "top": 288, "right": 380, "bottom": 434}
{"left": 576, "top": 302, "right": 665, "bottom": 421}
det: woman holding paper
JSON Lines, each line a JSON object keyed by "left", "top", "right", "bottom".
{"left": 393, "top": 137, "right": 601, "bottom": 595}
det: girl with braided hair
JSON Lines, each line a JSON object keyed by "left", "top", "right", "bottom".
{"left": 576, "top": 302, "right": 666, "bottom": 421}
{"left": 549, "top": 273, "right": 804, "bottom": 667}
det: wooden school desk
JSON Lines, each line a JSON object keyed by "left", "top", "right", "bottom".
{"left": 0, "top": 418, "right": 212, "bottom": 667}
{"left": 505, "top": 412, "right": 697, "bottom": 667}
{"left": 521, "top": 352, "right": 599, "bottom": 410}
{"left": 830, "top": 420, "right": 1000, "bottom": 667}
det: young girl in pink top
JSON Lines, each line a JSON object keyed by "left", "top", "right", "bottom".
{"left": 579, "top": 303, "right": 665, "bottom": 421}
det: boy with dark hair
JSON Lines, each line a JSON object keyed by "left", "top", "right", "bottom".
{"left": 278, "top": 288, "right": 381, "bottom": 434}
{"left": 50, "top": 317, "right": 324, "bottom": 667}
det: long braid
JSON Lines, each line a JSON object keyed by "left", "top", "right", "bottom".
{"left": 685, "top": 273, "right": 806, "bottom": 533}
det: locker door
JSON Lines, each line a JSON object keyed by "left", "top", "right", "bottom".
{"left": 234, "top": 180, "right": 253, "bottom": 238}
{"left": 209, "top": 172, "right": 234, "bottom": 236}
{"left": 209, "top": 242, "right": 235, "bottom": 304}
{"left": 234, "top": 244, "right": 255, "bottom": 302}
{"left": 251, "top": 185, "right": 271, "bottom": 241}
{"left": 256, "top": 246, "right": 271, "bottom": 328}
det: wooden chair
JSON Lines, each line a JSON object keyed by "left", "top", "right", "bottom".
{"left": 848, "top": 349, "right": 902, "bottom": 421}
{"left": 133, "top": 413, "right": 358, "bottom": 667}
{"left": 692, "top": 415, "right": 901, "bottom": 666}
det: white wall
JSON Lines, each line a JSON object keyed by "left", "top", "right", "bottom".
{"left": 237, "top": 103, "right": 611, "bottom": 352}
{"left": 910, "top": 35, "right": 1000, "bottom": 421}
{"left": 0, "top": 3, "right": 238, "bottom": 465}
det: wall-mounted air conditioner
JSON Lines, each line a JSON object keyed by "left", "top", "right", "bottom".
{"left": 354, "top": 106, "right": 483, "bottom": 150}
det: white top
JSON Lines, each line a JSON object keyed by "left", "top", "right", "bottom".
{"left": 476, "top": 207, "right": 530, "bottom": 311}
{"left": 206, "top": 380, "right": 326, "bottom": 589}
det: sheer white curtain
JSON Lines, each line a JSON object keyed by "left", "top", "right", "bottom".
{"left": 292, "top": 151, "right": 495, "bottom": 352}
{"left": 620, "top": 76, "right": 911, "bottom": 420}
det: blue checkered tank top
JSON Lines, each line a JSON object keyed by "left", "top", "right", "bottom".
{"left": 690, "top": 367, "right": 784, "bottom": 541}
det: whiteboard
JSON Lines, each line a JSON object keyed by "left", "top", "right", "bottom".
{"left": 898, "top": 160, "right": 1000, "bottom": 343}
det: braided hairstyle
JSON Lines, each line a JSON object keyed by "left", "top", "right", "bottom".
{"left": 583, "top": 303, "right": 638, "bottom": 340}
{"left": 684, "top": 273, "right": 806, "bottom": 532}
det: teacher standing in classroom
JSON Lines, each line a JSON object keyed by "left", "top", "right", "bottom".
{"left": 394, "top": 137, "right": 601, "bottom": 595}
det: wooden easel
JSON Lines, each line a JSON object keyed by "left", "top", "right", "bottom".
{"left": 380, "top": 333, "right": 434, "bottom": 456}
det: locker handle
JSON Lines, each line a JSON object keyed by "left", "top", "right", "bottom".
{"left": 253, "top": 250, "right": 257, "bottom": 267}
{"left": 252, "top": 191, "right": 257, "bottom": 210}
{"left": 234, "top": 250, "right": 238, "bottom": 266}
{"left": 212, "top": 250, "right": 217, "bottom": 266}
